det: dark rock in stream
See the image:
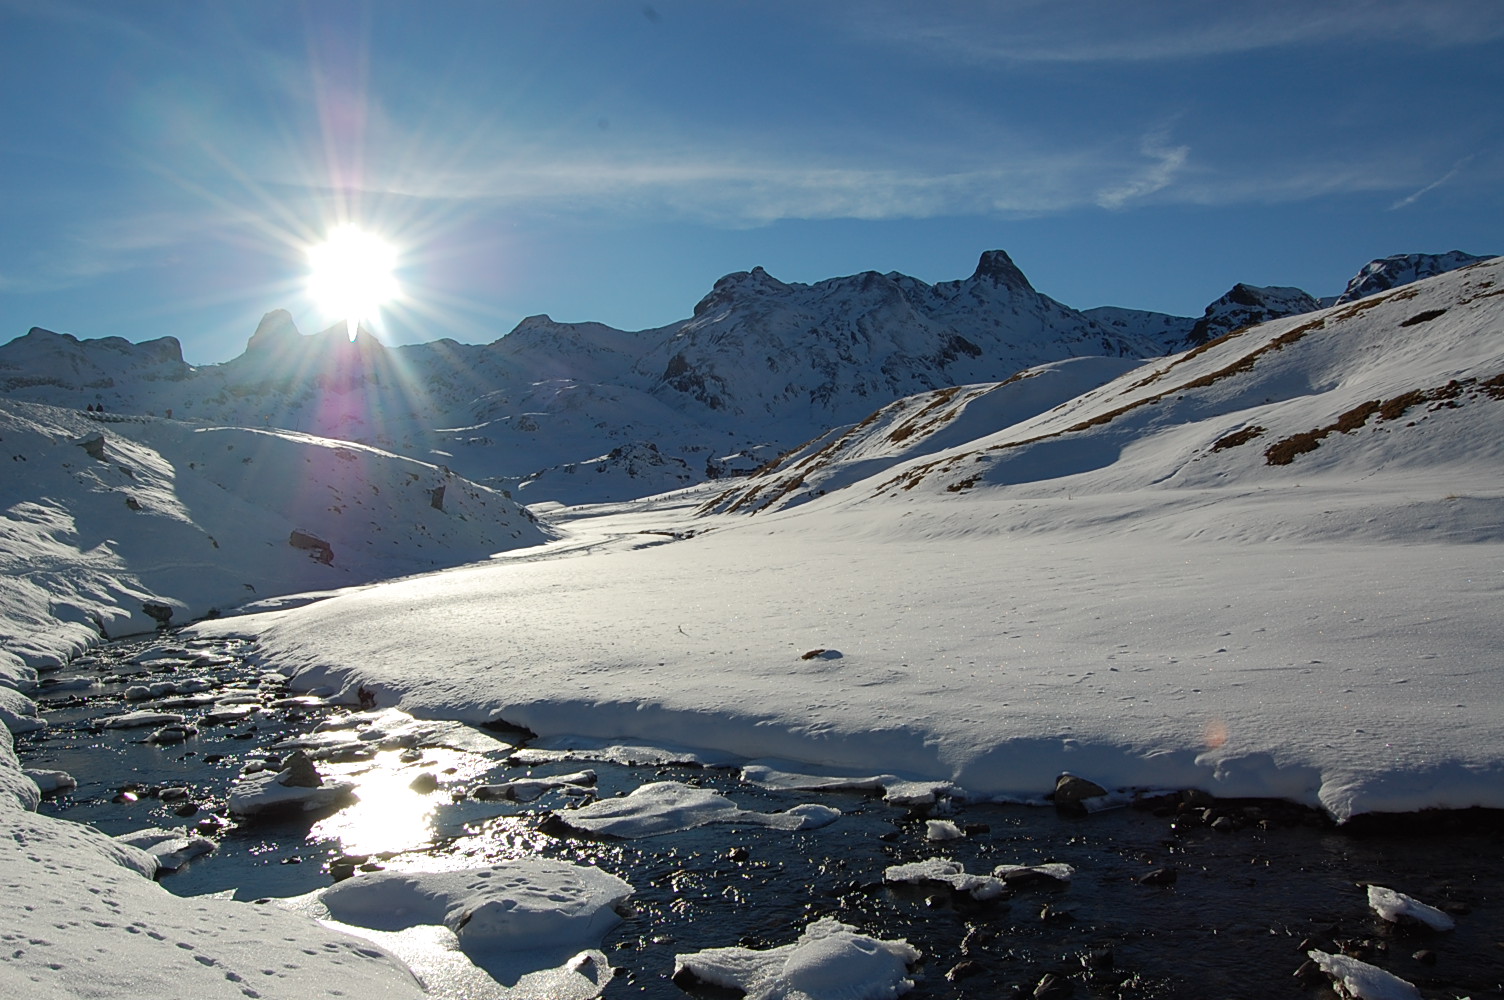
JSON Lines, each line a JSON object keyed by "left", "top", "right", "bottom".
{"left": 277, "top": 750, "right": 323, "bottom": 788}
{"left": 1052, "top": 773, "right": 1108, "bottom": 814}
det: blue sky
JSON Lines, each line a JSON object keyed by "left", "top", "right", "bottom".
{"left": 2, "top": 1, "right": 1501, "bottom": 364}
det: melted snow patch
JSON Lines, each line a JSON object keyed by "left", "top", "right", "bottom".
{"left": 675, "top": 916, "right": 920, "bottom": 1000}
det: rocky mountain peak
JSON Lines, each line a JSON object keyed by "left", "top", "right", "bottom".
{"left": 246, "top": 309, "right": 301, "bottom": 354}
{"left": 970, "top": 250, "right": 1034, "bottom": 291}
{"left": 1186, "top": 283, "right": 1320, "bottom": 346}
{"left": 1334, "top": 251, "right": 1494, "bottom": 305}
{"left": 692, "top": 266, "right": 790, "bottom": 317}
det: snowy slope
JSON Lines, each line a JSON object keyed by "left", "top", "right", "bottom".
{"left": 696, "top": 356, "right": 1147, "bottom": 516}
{"left": 197, "top": 257, "right": 1504, "bottom": 823}
{"left": 0, "top": 402, "right": 549, "bottom": 692}
{"left": 1082, "top": 305, "right": 1196, "bottom": 349}
{"left": 843, "top": 257, "right": 1504, "bottom": 509}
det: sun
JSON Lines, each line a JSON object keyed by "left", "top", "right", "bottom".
{"left": 306, "top": 224, "right": 401, "bottom": 340}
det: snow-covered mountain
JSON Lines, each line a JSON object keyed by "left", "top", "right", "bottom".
{"left": 703, "top": 255, "right": 1504, "bottom": 523}
{"left": 1082, "top": 305, "right": 1197, "bottom": 347}
{"left": 1, "top": 250, "right": 1493, "bottom": 508}
{"left": 0, "top": 252, "right": 1179, "bottom": 506}
{"left": 1184, "top": 283, "right": 1322, "bottom": 346}
{"left": 1333, "top": 250, "right": 1494, "bottom": 305}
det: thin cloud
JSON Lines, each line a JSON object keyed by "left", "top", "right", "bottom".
{"left": 1389, "top": 156, "right": 1474, "bottom": 210}
{"left": 1096, "top": 132, "right": 1190, "bottom": 209}
{"left": 0, "top": 210, "right": 226, "bottom": 294}
{"left": 852, "top": 0, "right": 1504, "bottom": 64}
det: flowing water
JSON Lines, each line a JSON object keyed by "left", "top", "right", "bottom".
{"left": 17, "top": 633, "right": 1504, "bottom": 999}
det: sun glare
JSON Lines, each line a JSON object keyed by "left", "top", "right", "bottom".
{"left": 306, "top": 224, "right": 401, "bottom": 340}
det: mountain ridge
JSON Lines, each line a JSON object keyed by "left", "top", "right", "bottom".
{"left": 0, "top": 249, "right": 1493, "bottom": 505}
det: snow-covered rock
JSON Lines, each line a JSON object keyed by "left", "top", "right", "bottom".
{"left": 674, "top": 917, "right": 920, "bottom": 1000}
{"left": 883, "top": 858, "right": 1007, "bottom": 901}
{"left": 280, "top": 860, "right": 632, "bottom": 995}
{"left": 471, "top": 769, "right": 597, "bottom": 802}
{"left": 23, "top": 768, "right": 76, "bottom": 795}
{"left": 227, "top": 759, "right": 357, "bottom": 818}
{"left": 99, "top": 709, "right": 186, "bottom": 729}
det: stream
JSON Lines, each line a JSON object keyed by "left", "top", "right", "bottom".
{"left": 17, "top": 632, "right": 1504, "bottom": 999}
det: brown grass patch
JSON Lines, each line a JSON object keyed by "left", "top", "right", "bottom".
{"left": 1264, "top": 371, "right": 1504, "bottom": 466}
{"left": 1399, "top": 308, "right": 1448, "bottom": 327}
{"left": 1211, "top": 425, "right": 1266, "bottom": 452}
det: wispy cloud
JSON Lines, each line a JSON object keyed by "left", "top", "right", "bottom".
{"left": 1389, "top": 156, "right": 1474, "bottom": 210}
{"left": 851, "top": 0, "right": 1504, "bottom": 64}
{"left": 1095, "top": 131, "right": 1190, "bottom": 209}
{"left": 0, "top": 210, "right": 226, "bottom": 294}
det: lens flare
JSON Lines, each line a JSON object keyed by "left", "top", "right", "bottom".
{"left": 306, "top": 224, "right": 400, "bottom": 340}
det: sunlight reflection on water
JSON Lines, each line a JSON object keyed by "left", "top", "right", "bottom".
{"left": 311, "top": 748, "right": 490, "bottom": 856}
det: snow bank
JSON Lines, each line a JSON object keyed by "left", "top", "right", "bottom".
{"left": 0, "top": 793, "right": 425, "bottom": 999}
{"left": 279, "top": 860, "right": 632, "bottom": 996}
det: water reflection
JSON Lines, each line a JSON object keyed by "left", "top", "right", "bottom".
{"left": 310, "top": 747, "right": 489, "bottom": 856}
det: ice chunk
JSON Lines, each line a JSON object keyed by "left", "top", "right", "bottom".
{"left": 1306, "top": 950, "right": 1420, "bottom": 1000}
{"left": 1366, "top": 885, "right": 1455, "bottom": 931}
{"left": 227, "top": 765, "right": 356, "bottom": 817}
{"left": 114, "top": 827, "right": 216, "bottom": 871}
{"left": 561, "top": 781, "right": 839, "bottom": 838}
{"left": 884, "top": 858, "right": 1007, "bottom": 901}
